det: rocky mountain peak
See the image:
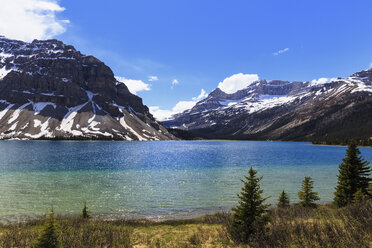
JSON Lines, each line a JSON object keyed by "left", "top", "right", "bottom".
{"left": 163, "top": 69, "right": 372, "bottom": 141}
{"left": 0, "top": 37, "right": 175, "bottom": 140}
{"left": 351, "top": 68, "right": 372, "bottom": 84}
{"left": 209, "top": 87, "right": 228, "bottom": 97}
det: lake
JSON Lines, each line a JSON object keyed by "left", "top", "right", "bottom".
{"left": 0, "top": 140, "right": 371, "bottom": 221}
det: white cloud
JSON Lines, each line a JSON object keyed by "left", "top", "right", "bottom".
{"left": 148, "top": 107, "right": 174, "bottom": 121}
{"left": 0, "top": 0, "right": 69, "bottom": 42}
{"left": 148, "top": 75, "right": 159, "bottom": 82}
{"left": 273, "top": 47, "right": 289, "bottom": 56}
{"left": 150, "top": 89, "right": 208, "bottom": 121}
{"left": 217, "top": 73, "right": 259, "bottom": 94}
{"left": 115, "top": 76, "right": 151, "bottom": 95}
{"left": 172, "top": 100, "right": 198, "bottom": 113}
{"left": 192, "top": 89, "right": 208, "bottom": 101}
{"left": 172, "top": 79, "right": 179, "bottom": 85}
{"left": 310, "top": 77, "right": 337, "bottom": 86}
{"left": 370, "top": 62, "right": 372, "bottom": 68}
{"left": 311, "top": 77, "right": 329, "bottom": 85}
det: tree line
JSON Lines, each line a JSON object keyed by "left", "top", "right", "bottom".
{"left": 32, "top": 142, "right": 371, "bottom": 247}
{"left": 312, "top": 137, "right": 372, "bottom": 147}
{"left": 230, "top": 141, "right": 371, "bottom": 243}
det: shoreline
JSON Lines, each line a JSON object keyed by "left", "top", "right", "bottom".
{"left": 0, "top": 208, "right": 232, "bottom": 224}
{"left": 1, "top": 202, "right": 371, "bottom": 247}
{"left": 0, "top": 201, "right": 336, "bottom": 224}
{"left": 0, "top": 138, "right": 371, "bottom": 148}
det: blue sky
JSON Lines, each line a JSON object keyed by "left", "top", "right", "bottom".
{"left": 1, "top": 0, "right": 372, "bottom": 120}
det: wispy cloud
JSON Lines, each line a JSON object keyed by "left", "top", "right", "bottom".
{"left": 370, "top": 62, "right": 372, "bottom": 68}
{"left": 0, "top": 0, "right": 69, "bottom": 42}
{"left": 172, "top": 79, "right": 179, "bottom": 86}
{"left": 115, "top": 76, "right": 151, "bottom": 95}
{"left": 148, "top": 76, "right": 159, "bottom": 82}
{"left": 171, "top": 79, "right": 179, "bottom": 89}
{"left": 150, "top": 89, "right": 208, "bottom": 121}
{"left": 273, "top": 47, "right": 290, "bottom": 56}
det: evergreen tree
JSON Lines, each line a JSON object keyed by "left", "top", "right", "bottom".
{"left": 81, "top": 201, "right": 91, "bottom": 219}
{"left": 33, "top": 207, "right": 60, "bottom": 248}
{"left": 298, "top": 177, "right": 320, "bottom": 208}
{"left": 277, "top": 190, "right": 290, "bottom": 208}
{"left": 353, "top": 188, "right": 367, "bottom": 203}
{"left": 230, "top": 167, "right": 270, "bottom": 243}
{"left": 334, "top": 142, "right": 371, "bottom": 207}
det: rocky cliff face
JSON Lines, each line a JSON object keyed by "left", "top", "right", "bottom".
{"left": 0, "top": 36, "right": 175, "bottom": 140}
{"left": 164, "top": 70, "right": 372, "bottom": 141}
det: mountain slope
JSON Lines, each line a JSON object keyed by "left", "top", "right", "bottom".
{"left": 163, "top": 70, "right": 372, "bottom": 141}
{"left": 0, "top": 36, "right": 175, "bottom": 140}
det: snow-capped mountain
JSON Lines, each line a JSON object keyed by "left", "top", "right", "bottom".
{"left": 0, "top": 36, "right": 175, "bottom": 140}
{"left": 163, "top": 70, "right": 372, "bottom": 141}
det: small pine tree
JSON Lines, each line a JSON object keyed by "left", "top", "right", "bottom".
{"left": 230, "top": 167, "right": 270, "bottom": 243}
{"left": 277, "top": 190, "right": 290, "bottom": 208}
{"left": 334, "top": 142, "right": 371, "bottom": 207}
{"left": 81, "top": 201, "right": 91, "bottom": 219}
{"left": 33, "top": 207, "right": 60, "bottom": 248}
{"left": 298, "top": 177, "right": 320, "bottom": 208}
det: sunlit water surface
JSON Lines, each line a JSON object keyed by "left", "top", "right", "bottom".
{"left": 1, "top": 140, "right": 371, "bottom": 221}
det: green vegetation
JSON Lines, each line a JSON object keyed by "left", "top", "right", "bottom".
{"left": 334, "top": 142, "right": 371, "bottom": 207}
{"left": 166, "top": 128, "right": 209, "bottom": 140}
{"left": 1, "top": 202, "right": 372, "bottom": 247}
{"left": 297, "top": 177, "right": 320, "bottom": 208}
{"left": 277, "top": 190, "right": 290, "bottom": 208}
{"left": 353, "top": 188, "right": 368, "bottom": 203}
{"left": 312, "top": 137, "right": 372, "bottom": 147}
{"left": 33, "top": 207, "right": 60, "bottom": 248}
{"left": 229, "top": 167, "right": 270, "bottom": 243}
{"left": 1, "top": 142, "right": 371, "bottom": 247}
{"left": 81, "top": 201, "right": 91, "bottom": 219}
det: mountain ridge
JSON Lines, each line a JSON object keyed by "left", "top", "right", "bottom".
{"left": 163, "top": 68, "right": 372, "bottom": 141}
{"left": 0, "top": 36, "right": 175, "bottom": 140}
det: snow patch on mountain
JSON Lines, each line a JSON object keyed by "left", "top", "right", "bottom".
{"left": 31, "top": 102, "right": 56, "bottom": 115}
{"left": 0, "top": 66, "right": 12, "bottom": 79}
{"left": 163, "top": 68, "right": 372, "bottom": 141}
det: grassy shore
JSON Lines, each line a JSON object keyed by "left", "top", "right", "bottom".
{"left": 1, "top": 202, "right": 371, "bottom": 248}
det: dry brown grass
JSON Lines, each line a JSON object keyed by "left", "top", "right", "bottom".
{"left": 243, "top": 201, "right": 372, "bottom": 248}
{"left": 0, "top": 202, "right": 371, "bottom": 247}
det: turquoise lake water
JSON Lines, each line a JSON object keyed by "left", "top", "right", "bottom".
{"left": 0, "top": 140, "right": 371, "bottom": 221}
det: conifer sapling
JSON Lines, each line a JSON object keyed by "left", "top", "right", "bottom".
{"left": 81, "top": 201, "right": 91, "bottom": 219}
{"left": 298, "top": 177, "right": 320, "bottom": 208}
{"left": 277, "top": 190, "right": 290, "bottom": 208}
{"left": 33, "top": 206, "right": 60, "bottom": 248}
{"left": 230, "top": 167, "right": 270, "bottom": 243}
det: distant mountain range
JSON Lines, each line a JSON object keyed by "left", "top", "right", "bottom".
{"left": 1, "top": 36, "right": 371, "bottom": 142}
{"left": 0, "top": 36, "right": 174, "bottom": 140}
{"left": 163, "top": 68, "right": 372, "bottom": 141}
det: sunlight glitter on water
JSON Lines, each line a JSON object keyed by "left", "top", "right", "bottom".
{"left": 0, "top": 140, "right": 371, "bottom": 221}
